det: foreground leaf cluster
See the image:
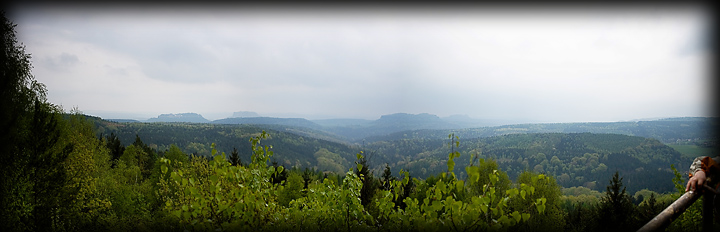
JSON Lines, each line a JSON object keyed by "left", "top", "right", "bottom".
{"left": 158, "top": 132, "right": 547, "bottom": 231}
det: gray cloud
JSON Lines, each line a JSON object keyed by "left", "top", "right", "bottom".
{"left": 39, "top": 52, "right": 79, "bottom": 72}
{"left": 11, "top": 6, "right": 713, "bottom": 121}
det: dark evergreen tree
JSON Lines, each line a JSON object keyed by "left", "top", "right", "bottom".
{"left": 229, "top": 147, "right": 241, "bottom": 166}
{"left": 354, "top": 153, "right": 378, "bottom": 207}
{"left": 131, "top": 134, "right": 157, "bottom": 178}
{"left": 638, "top": 193, "right": 663, "bottom": 226}
{"left": 396, "top": 173, "right": 415, "bottom": 210}
{"left": 598, "top": 171, "right": 638, "bottom": 231}
{"left": 26, "top": 101, "right": 74, "bottom": 231}
{"left": 380, "top": 163, "right": 395, "bottom": 191}
{"left": 302, "top": 167, "right": 313, "bottom": 189}
{"left": 106, "top": 132, "right": 124, "bottom": 166}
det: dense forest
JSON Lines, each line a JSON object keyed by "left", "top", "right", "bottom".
{"left": 2, "top": 12, "right": 717, "bottom": 231}
{"left": 90, "top": 118, "right": 686, "bottom": 194}
{"left": 367, "top": 133, "right": 684, "bottom": 194}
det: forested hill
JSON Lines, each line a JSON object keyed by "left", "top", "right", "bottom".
{"left": 93, "top": 120, "right": 362, "bottom": 174}
{"left": 365, "top": 133, "right": 683, "bottom": 194}
{"left": 363, "top": 117, "right": 718, "bottom": 144}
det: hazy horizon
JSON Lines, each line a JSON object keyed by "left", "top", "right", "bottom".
{"left": 8, "top": 3, "right": 713, "bottom": 123}
{"left": 77, "top": 110, "right": 698, "bottom": 124}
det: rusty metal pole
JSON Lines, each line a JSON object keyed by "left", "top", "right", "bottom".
{"left": 637, "top": 190, "right": 702, "bottom": 232}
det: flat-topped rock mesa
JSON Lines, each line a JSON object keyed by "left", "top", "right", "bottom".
{"left": 147, "top": 113, "right": 209, "bottom": 123}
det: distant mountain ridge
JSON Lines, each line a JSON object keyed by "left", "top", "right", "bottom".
{"left": 146, "top": 113, "right": 209, "bottom": 123}
{"left": 212, "top": 117, "right": 324, "bottom": 130}
{"left": 102, "top": 112, "right": 718, "bottom": 144}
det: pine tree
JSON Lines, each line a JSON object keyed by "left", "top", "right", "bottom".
{"left": 106, "top": 132, "right": 124, "bottom": 166}
{"left": 396, "top": 172, "right": 415, "bottom": 210}
{"left": 599, "top": 171, "right": 637, "bottom": 231}
{"left": 355, "top": 153, "right": 378, "bottom": 207}
{"left": 302, "top": 167, "right": 313, "bottom": 189}
{"left": 639, "top": 193, "right": 662, "bottom": 225}
{"left": 131, "top": 135, "right": 157, "bottom": 178}
{"left": 229, "top": 147, "right": 241, "bottom": 166}
{"left": 381, "top": 163, "right": 395, "bottom": 191}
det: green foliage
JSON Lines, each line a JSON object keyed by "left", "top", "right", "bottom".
{"left": 466, "top": 158, "right": 511, "bottom": 199}
{"left": 270, "top": 161, "right": 288, "bottom": 185}
{"left": 360, "top": 134, "right": 548, "bottom": 231}
{"left": 285, "top": 170, "right": 373, "bottom": 231}
{"left": 315, "top": 148, "right": 348, "bottom": 174}
{"left": 152, "top": 132, "right": 549, "bottom": 230}
{"left": 277, "top": 172, "right": 304, "bottom": 207}
{"left": 120, "top": 145, "right": 150, "bottom": 181}
{"left": 158, "top": 131, "right": 285, "bottom": 230}
{"left": 164, "top": 144, "right": 189, "bottom": 164}
{"left": 57, "top": 112, "right": 114, "bottom": 228}
{"left": 561, "top": 186, "right": 602, "bottom": 210}
{"left": 97, "top": 159, "right": 159, "bottom": 231}
{"left": 666, "top": 164, "right": 703, "bottom": 232}
{"left": 510, "top": 171, "right": 565, "bottom": 232}
{"left": 447, "top": 133, "right": 461, "bottom": 175}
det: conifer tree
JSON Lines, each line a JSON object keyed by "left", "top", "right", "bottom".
{"left": 229, "top": 147, "right": 241, "bottom": 166}
{"left": 380, "top": 163, "right": 394, "bottom": 191}
{"left": 599, "top": 171, "right": 637, "bottom": 231}
{"left": 106, "top": 132, "right": 124, "bottom": 166}
{"left": 354, "top": 152, "right": 378, "bottom": 207}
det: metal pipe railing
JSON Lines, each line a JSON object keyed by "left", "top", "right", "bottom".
{"left": 637, "top": 190, "right": 701, "bottom": 232}
{"left": 637, "top": 184, "right": 717, "bottom": 232}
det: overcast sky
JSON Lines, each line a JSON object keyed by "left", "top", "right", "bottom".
{"left": 8, "top": 4, "right": 713, "bottom": 122}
